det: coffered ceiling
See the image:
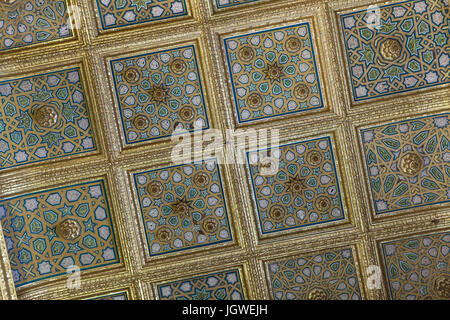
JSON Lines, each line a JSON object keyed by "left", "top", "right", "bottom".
{"left": 0, "top": 0, "right": 448, "bottom": 300}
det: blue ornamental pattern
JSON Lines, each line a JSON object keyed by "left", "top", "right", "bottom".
{"left": 0, "top": 0, "right": 72, "bottom": 52}
{"left": 339, "top": 0, "right": 450, "bottom": 101}
{"left": 110, "top": 45, "right": 210, "bottom": 145}
{"left": 247, "top": 136, "right": 345, "bottom": 235}
{"left": 381, "top": 231, "right": 449, "bottom": 300}
{"left": 157, "top": 268, "right": 245, "bottom": 300}
{"left": 95, "top": 0, "right": 188, "bottom": 30}
{"left": 360, "top": 113, "right": 450, "bottom": 215}
{"left": 0, "top": 67, "right": 97, "bottom": 170}
{"left": 134, "top": 159, "right": 232, "bottom": 256}
{"left": 0, "top": 179, "right": 120, "bottom": 287}
{"left": 266, "top": 247, "right": 362, "bottom": 300}
{"left": 223, "top": 22, "right": 324, "bottom": 123}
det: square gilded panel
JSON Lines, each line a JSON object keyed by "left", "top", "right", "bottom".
{"left": 265, "top": 247, "right": 362, "bottom": 300}
{"left": 0, "top": 0, "right": 73, "bottom": 52}
{"left": 223, "top": 22, "right": 324, "bottom": 123}
{"left": 339, "top": 0, "right": 449, "bottom": 102}
{"left": 380, "top": 231, "right": 449, "bottom": 300}
{"left": 110, "top": 45, "right": 210, "bottom": 145}
{"left": 0, "top": 67, "right": 97, "bottom": 171}
{"left": 95, "top": 0, "right": 188, "bottom": 30}
{"left": 133, "top": 159, "right": 232, "bottom": 256}
{"left": 247, "top": 136, "right": 345, "bottom": 235}
{"left": 157, "top": 268, "right": 245, "bottom": 300}
{"left": 214, "top": 0, "right": 261, "bottom": 9}
{"left": 0, "top": 179, "right": 120, "bottom": 288}
{"left": 360, "top": 113, "right": 449, "bottom": 215}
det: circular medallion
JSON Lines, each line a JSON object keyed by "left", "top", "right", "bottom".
{"left": 149, "top": 85, "right": 169, "bottom": 104}
{"left": 435, "top": 276, "right": 449, "bottom": 299}
{"left": 34, "top": 106, "right": 58, "bottom": 128}
{"left": 173, "top": 200, "right": 191, "bottom": 217}
{"left": 194, "top": 172, "right": 210, "bottom": 188}
{"left": 264, "top": 63, "right": 283, "bottom": 82}
{"left": 307, "top": 150, "right": 322, "bottom": 166}
{"left": 180, "top": 106, "right": 195, "bottom": 121}
{"left": 286, "top": 37, "right": 301, "bottom": 52}
{"left": 399, "top": 152, "right": 423, "bottom": 176}
{"left": 147, "top": 181, "right": 163, "bottom": 197}
{"left": 202, "top": 218, "right": 218, "bottom": 234}
{"left": 238, "top": 46, "right": 254, "bottom": 62}
{"left": 156, "top": 227, "right": 172, "bottom": 243}
{"left": 133, "top": 115, "right": 149, "bottom": 130}
{"left": 57, "top": 219, "right": 81, "bottom": 241}
{"left": 308, "top": 288, "right": 327, "bottom": 300}
{"left": 269, "top": 205, "right": 285, "bottom": 221}
{"left": 247, "top": 93, "right": 263, "bottom": 109}
{"left": 171, "top": 59, "right": 187, "bottom": 74}
{"left": 259, "top": 157, "right": 277, "bottom": 175}
{"left": 316, "top": 196, "right": 331, "bottom": 212}
{"left": 294, "top": 84, "right": 309, "bottom": 100}
{"left": 124, "top": 68, "right": 140, "bottom": 84}
{"left": 287, "top": 176, "right": 305, "bottom": 195}
{"left": 291, "top": 182, "right": 303, "bottom": 193}
{"left": 380, "top": 38, "right": 402, "bottom": 61}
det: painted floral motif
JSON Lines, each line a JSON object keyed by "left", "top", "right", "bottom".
{"left": 0, "top": 67, "right": 96, "bottom": 171}
{"left": 247, "top": 136, "right": 345, "bottom": 235}
{"left": 214, "top": 0, "right": 261, "bottom": 9}
{"left": 340, "top": 0, "right": 450, "bottom": 101}
{"left": 0, "top": 0, "right": 72, "bottom": 51}
{"left": 381, "top": 231, "right": 449, "bottom": 300}
{"left": 0, "top": 180, "right": 120, "bottom": 287}
{"left": 134, "top": 159, "right": 232, "bottom": 256}
{"left": 157, "top": 269, "right": 244, "bottom": 300}
{"left": 360, "top": 113, "right": 450, "bottom": 215}
{"left": 266, "top": 247, "right": 362, "bottom": 300}
{"left": 223, "top": 22, "right": 324, "bottom": 123}
{"left": 96, "top": 0, "right": 188, "bottom": 30}
{"left": 110, "top": 45, "right": 209, "bottom": 145}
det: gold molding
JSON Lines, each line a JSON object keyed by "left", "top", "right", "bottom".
{"left": 0, "top": 222, "right": 16, "bottom": 300}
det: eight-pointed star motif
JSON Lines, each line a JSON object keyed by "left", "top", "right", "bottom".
{"left": 131, "top": 0, "right": 153, "bottom": 11}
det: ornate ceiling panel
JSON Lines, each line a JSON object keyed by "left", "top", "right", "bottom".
{"left": 0, "top": 66, "right": 97, "bottom": 170}
{"left": 265, "top": 245, "right": 363, "bottom": 300}
{"left": 156, "top": 267, "right": 246, "bottom": 300}
{"left": 95, "top": 0, "right": 188, "bottom": 30}
{"left": 0, "top": 0, "right": 73, "bottom": 51}
{"left": 379, "top": 230, "right": 449, "bottom": 300}
{"left": 0, "top": 0, "right": 448, "bottom": 301}
{"left": 360, "top": 113, "right": 449, "bottom": 216}
{"left": 247, "top": 136, "right": 346, "bottom": 235}
{"left": 110, "top": 43, "right": 210, "bottom": 144}
{"left": 340, "top": 0, "right": 449, "bottom": 102}
{"left": 0, "top": 178, "right": 120, "bottom": 287}
{"left": 223, "top": 22, "right": 324, "bottom": 122}
{"left": 134, "top": 159, "right": 233, "bottom": 256}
